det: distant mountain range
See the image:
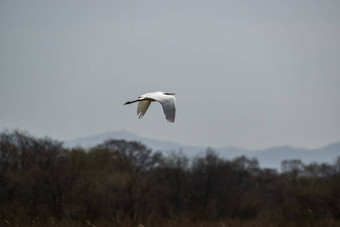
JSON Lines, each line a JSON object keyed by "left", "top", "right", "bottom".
{"left": 64, "top": 130, "right": 340, "bottom": 170}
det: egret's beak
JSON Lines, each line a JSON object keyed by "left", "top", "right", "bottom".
{"left": 164, "top": 92, "right": 175, "bottom": 95}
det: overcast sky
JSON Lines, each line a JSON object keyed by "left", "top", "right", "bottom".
{"left": 1, "top": 0, "right": 339, "bottom": 149}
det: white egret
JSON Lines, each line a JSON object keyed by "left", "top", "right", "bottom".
{"left": 124, "top": 91, "right": 176, "bottom": 123}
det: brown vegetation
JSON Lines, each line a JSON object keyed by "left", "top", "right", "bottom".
{"left": 0, "top": 130, "right": 340, "bottom": 226}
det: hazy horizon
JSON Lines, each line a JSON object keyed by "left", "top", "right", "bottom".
{"left": 1, "top": 0, "right": 340, "bottom": 150}
{"left": 63, "top": 129, "right": 339, "bottom": 151}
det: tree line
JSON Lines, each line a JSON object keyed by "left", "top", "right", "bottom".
{"left": 0, "top": 130, "right": 340, "bottom": 224}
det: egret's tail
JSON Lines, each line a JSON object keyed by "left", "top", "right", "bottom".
{"left": 124, "top": 100, "right": 139, "bottom": 105}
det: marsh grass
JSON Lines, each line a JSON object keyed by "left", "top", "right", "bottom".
{"left": 2, "top": 219, "right": 340, "bottom": 227}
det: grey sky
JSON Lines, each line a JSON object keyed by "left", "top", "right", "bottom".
{"left": 1, "top": 0, "right": 339, "bottom": 149}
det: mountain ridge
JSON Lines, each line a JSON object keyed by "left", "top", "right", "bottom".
{"left": 64, "top": 130, "right": 340, "bottom": 169}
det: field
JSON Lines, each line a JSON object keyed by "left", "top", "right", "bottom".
{"left": 3, "top": 219, "right": 340, "bottom": 227}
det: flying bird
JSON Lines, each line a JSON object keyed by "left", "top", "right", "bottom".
{"left": 124, "top": 91, "right": 176, "bottom": 123}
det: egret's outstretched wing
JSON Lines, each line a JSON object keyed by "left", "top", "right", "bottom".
{"left": 157, "top": 96, "right": 176, "bottom": 122}
{"left": 137, "top": 100, "right": 151, "bottom": 119}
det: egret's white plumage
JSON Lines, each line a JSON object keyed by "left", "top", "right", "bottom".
{"left": 124, "top": 91, "right": 176, "bottom": 122}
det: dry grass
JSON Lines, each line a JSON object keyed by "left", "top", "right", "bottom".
{"left": 2, "top": 219, "right": 340, "bottom": 227}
